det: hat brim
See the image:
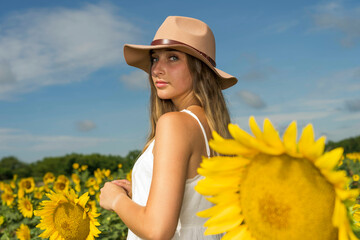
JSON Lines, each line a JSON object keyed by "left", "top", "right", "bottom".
{"left": 123, "top": 44, "right": 237, "bottom": 90}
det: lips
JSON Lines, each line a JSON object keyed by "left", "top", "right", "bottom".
{"left": 155, "top": 80, "right": 168, "bottom": 88}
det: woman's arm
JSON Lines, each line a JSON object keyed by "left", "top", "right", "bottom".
{"left": 100, "top": 112, "right": 194, "bottom": 240}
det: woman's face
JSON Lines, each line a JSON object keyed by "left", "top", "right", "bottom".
{"left": 150, "top": 49, "right": 194, "bottom": 105}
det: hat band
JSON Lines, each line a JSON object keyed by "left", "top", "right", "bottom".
{"left": 151, "top": 39, "right": 216, "bottom": 67}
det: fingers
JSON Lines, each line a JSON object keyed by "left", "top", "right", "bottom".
{"left": 112, "top": 179, "right": 132, "bottom": 198}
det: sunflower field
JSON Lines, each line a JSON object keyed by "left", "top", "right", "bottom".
{"left": 1, "top": 120, "right": 360, "bottom": 240}
{"left": 0, "top": 162, "right": 132, "bottom": 240}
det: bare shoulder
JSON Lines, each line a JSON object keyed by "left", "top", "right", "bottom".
{"left": 156, "top": 111, "right": 197, "bottom": 136}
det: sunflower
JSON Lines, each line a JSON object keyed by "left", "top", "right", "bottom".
{"left": 86, "top": 177, "right": 97, "bottom": 187}
{"left": 126, "top": 170, "right": 132, "bottom": 182}
{"left": 34, "top": 189, "right": 101, "bottom": 240}
{"left": 81, "top": 165, "right": 88, "bottom": 171}
{"left": 57, "top": 175, "right": 69, "bottom": 183}
{"left": 0, "top": 215, "right": 4, "bottom": 226}
{"left": 43, "top": 172, "right": 56, "bottom": 184}
{"left": 1, "top": 191, "right": 15, "bottom": 206}
{"left": 73, "top": 163, "right": 80, "bottom": 170}
{"left": 72, "top": 173, "right": 81, "bottom": 185}
{"left": 195, "top": 116, "right": 359, "bottom": 240}
{"left": 53, "top": 180, "right": 70, "bottom": 193}
{"left": 18, "top": 177, "right": 35, "bottom": 194}
{"left": 16, "top": 224, "right": 30, "bottom": 240}
{"left": 353, "top": 174, "right": 360, "bottom": 182}
{"left": 18, "top": 197, "right": 33, "bottom": 218}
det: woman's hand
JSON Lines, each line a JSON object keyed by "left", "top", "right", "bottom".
{"left": 112, "top": 179, "right": 132, "bottom": 198}
{"left": 99, "top": 181, "right": 128, "bottom": 211}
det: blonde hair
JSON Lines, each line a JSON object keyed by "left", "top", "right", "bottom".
{"left": 143, "top": 52, "right": 231, "bottom": 152}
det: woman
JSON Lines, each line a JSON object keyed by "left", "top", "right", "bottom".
{"left": 100, "top": 16, "right": 238, "bottom": 240}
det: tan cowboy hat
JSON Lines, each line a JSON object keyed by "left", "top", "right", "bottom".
{"left": 123, "top": 16, "right": 238, "bottom": 90}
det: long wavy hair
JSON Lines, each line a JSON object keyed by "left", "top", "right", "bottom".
{"left": 143, "top": 52, "right": 231, "bottom": 152}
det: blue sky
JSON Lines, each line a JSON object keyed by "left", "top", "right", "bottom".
{"left": 0, "top": 0, "right": 359, "bottom": 163}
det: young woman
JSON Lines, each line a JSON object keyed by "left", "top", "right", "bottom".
{"left": 99, "top": 16, "right": 238, "bottom": 240}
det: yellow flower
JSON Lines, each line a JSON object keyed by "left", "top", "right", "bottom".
{"left": 75, "top": 184, "right": 81, "bottom": 193}
{"left": 195, "top": 116, "right": 359, "bottom": 240}
{"left": 88, "top": 187, "right": 96, "bottom": 196}
{"left": 34, "top": 189, "right": 101, "bottom": 240}
{"left": 346, "top": 152, "right": 360, "bottom": 162}
{"left": 18, "top": 177, "right": 35, "bottom": 194}
{"left": 81, "top": 165, "right": 88, "bottom": 171}
{"left": 86, "top": 177, "right": 97, "bottom": 187}
{"left": 34, "top": 190, "right": 44, "bottom": 200}
{"left": 353, "top": 204, "right": 360, "bottom": 227}
{"left": 103, "top": 169, "right": 111, "bottom": 178}
{"left": 73, "top": 163, "right": 80, "bottom": 169}
{"left": 0, "top": 215, "right": 4, "bottom": 226}
{"left": 18, "top": 197, "right": 33, "bottom": 218}
{"left": 126, "top": 170, "right": 132, "bottom": 182}
{"left": 1, "top": 183, "right": 13, "bottom": 193}
{"left": 43, "top": 172, "right": 55, "bottom": 184}
{"left": 118, "top": 163, "right": 123, "bottom": 169}
{"left": 16, "top": 224, "right": 30, "bottom": 240}
{"left": 353, "top": 174, "right": 360, "bottom": 182}
{"left": 94, "top": 169, "right": 104, "bottom": 184}
{"left": 53, "top": 180, "right": 69, "bottom": 193}
{"left": 57, "top": 174, "right": 69, "bottom": 183}
{"left": 1, "top": 191, "right": 15, "bottom": 206}
{"left": 72, "top": 173, "right": 81, "bottom": 185}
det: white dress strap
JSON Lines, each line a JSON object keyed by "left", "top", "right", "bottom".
{"left": 181, "top": 109, "right": 211, "bottom": 158}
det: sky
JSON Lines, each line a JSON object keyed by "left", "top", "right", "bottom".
{"left": 0, "top": 0, "right": 359, "bottom": 163}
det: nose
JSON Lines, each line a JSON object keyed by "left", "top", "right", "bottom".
{"left": 151, "top": 59, "right": 164, "bottom": 77}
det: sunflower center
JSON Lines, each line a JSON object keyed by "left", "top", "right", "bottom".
{"left": 24, "top": 181, "right": 31, "bottom": 189}
{"left": 53, "top": 202, "right": 90, "bottom": 240}
{"left": 258, "top": 193, "right": 290, "bottom": 229}
{"left": 24, "top": 201, "right": 32, "bottom": 211}
{"left": 57, "top": 182, "right": 66, "bottom": 190}
{"left": 240, "top": 154, "right": 337, "bottom": 240}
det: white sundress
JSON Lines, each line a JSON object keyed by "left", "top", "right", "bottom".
{"left": 127, "top": 109, "right": 222, "bottom": 240}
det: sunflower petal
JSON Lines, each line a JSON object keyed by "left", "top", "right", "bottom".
{"left": 298, "top": 124, "right": 315, "bottom": 156}
{"left": 228, "top": 123, "right": 257, "bottom": 148}
{"left": 209, "top": 139, "right": 256, "bottom": 156}
{"left": 263, "top": 118, "right": 284, "bottom": 151}
{"left": 249, "top": 116, "right": 263, "bottom": 140}
{"left": 221, "top": 225, "right": 247, "bottom": 240}
{"left": 283, "top": 121, "right": 298, "bottom": 155}
{"left": 315, "top": 148, "right": 344, "bottom": 170}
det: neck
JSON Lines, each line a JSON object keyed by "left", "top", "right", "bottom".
{"left": 172, "top": 95, "right": 201, "bottom": 111}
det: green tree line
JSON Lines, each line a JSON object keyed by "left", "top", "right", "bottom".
{"left": 325, "top": 135, "right": 360, "bottom": 154}
{"left": 0, "top": 150, "right": 141, "bottom": 180}
{"left": 1, "top": 134, "right": 360, "bottom": 180}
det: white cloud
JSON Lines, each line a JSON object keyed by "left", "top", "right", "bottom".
{"left": 311, "top": 1, "right": 360, "bottom": 47}
{"left": 0, "top": 3, "right": 140, "bottom": 100}
{"left": 0, "top": 128, "right": 111, "bottom": 152}
{"left": 119, "top": 70, "right": 149, "bottom": 90}
{"left": 76, "top": 120, "right": 96, "bottom": 132}
{"left": 236, "top": 90, "right": 266, "bottom": 109}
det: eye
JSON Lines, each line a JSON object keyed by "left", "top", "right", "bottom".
{"left": 151, "top": 56, "right": 158, "bottom": 63}
{"left": 169, "top": 55, "right": 179, "bottom": 61}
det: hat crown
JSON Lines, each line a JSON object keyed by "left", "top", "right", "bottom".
{"left": 153, "top": 16, "right": 216, "bottom": 61}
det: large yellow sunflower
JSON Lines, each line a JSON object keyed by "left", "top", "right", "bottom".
{"left": 195, "top": 116, "right": 359, "bottom": 240}
{"left": 34, "top": 189, "right": 101, "bottom": 240}
{"left": 18, "top": 196, "right": 33, "bottom": 218}
{"left": 16, "top": 223, "right": 30, "bottom": 240}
